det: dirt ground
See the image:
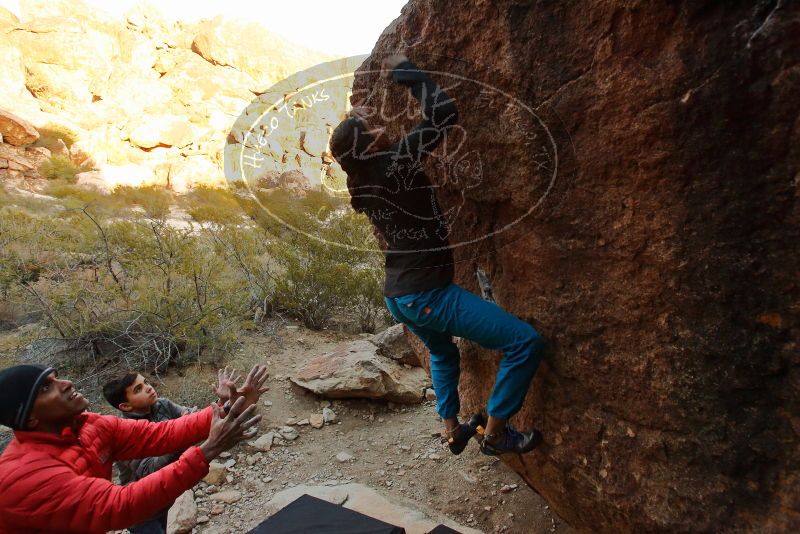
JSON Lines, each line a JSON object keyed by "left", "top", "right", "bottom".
{"left": 0, "top": 320, "right": 572, "bottom": 534}
{"left": 159, "top": 322, "right": 572, "bottom": 534}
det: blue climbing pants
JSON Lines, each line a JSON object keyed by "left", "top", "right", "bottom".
{"left": 384, "top": 283, "right": 543, "bottom": 420}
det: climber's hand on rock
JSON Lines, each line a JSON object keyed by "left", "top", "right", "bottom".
{"left": 349, "top": 106, "right": 374, "bottom": 123}
{"left": 382, "top": 54, "right": 409, "bottom": 79}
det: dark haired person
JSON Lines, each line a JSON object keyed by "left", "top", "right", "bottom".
{"left": 329, "top": 54, "right": 544, "bottom": 456}
{"left": 102, "top": 368, "right": 239, "bottom": 534}
{"left": 0, "top": 364, "right": 267, "bottom": 533}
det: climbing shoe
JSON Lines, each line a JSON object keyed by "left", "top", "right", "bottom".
{"left": 479, "top": 424, "right": 543, "bottom": 456}
{"left": 447, "top": 413, "right": 487, "bottom": 455}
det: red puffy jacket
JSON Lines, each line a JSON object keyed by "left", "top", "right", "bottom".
{"left": 0, "top": 407, "right": 212, "bottom": 533}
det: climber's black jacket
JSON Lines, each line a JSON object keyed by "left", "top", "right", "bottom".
{"left": 337, "top": 60, "right": 458, "bottom": 297}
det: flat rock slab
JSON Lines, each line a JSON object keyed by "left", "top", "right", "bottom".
{"left": 290, "top": 339, "right": 429, "bottom": 404}
{"left": 262, "top": 483, "right": 483, "bottom": 534}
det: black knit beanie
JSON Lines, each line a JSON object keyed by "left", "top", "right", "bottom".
{"left": 0, "top": 364, "right": 54, "bottom": 430}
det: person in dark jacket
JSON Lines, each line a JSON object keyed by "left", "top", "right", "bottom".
{"left": 103, "top": 368, "right": 241, "bottom": 533}
{"left": 330, "top": 54, "right": 545, "bottom": 456}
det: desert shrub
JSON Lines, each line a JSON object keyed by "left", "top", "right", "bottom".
{"left": 111, "top": 185, "right": 172, "bottom": 220}
{"left": 39, "top": 155, "right": 83, "bottom": 182}
{"left": 2, "top": 206, "right": 249, "bottom": 374}
{"left": 299, "top": 189, "right": 345, "bottom": 220}
{"left": 269, "top": 208, "right": 386, "bottom": 331}
{"left": 0, "top": 206, "right": 96, "bottom": 296}
{"left": 1, "top": 184, "right": 386, "bottom": 379}
{"left": 246, "top": 188, "right": 319, "bottom": 234}
{"left": 207, "top": 223, "right": 276, "bottom": 319}
{"left": 342, "top": 259, "right": 386, "bottom": 333}
{"left": 183, "top": 185, "right": 244, "bottom": 224}
{"left": 270, "top": 235, "right": 350, "bottom": 330}
{"left": 42, "top": 180, "right": 105, "bottom": 204}
{"left": 325, "top": 211, "right": 388, "bottom": 332}
{"left": 34, "top": 123, "right": 79, "bottom": 151}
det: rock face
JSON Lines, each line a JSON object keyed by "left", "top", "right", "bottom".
{"left": 370, "top": 323, "right": 422, "bottom": 367}
{"left": 0, "top": 139, "right": 50, "bottom": 180}
{"left": 291, "top": 339, "right": 430, "bottom": 403}
{"left": 356, "top": 1, "right": 800, "bottom": 532}
{"left": 0, "top": 109, "right": 39, "bottom": 146}
{"left": 191, "top": 16, "right": 322, "bottom": 88}
{"left": 0, "top": 0, "right": 340, "bottom": 191}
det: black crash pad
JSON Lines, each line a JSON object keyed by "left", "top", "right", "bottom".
{"left": 248, "top": 494, "right": 406, "bottom": 534}
{"left": 426, "top": 526, "right": 462, "bottom": 534}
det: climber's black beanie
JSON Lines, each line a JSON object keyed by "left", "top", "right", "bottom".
{"left": 0, "top": 364, "right": 54, "bottom": 430}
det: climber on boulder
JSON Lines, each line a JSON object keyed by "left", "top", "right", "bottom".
{"left": 329, "top": 54, "right": 545, "bottom": 456}
{"left": 0, "top": 364, "right": 268, "bottom": 533}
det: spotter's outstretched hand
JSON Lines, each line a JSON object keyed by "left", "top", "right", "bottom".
{"left": 210, "top": 366, "right": 241, "bottom": 402}
{"left": 227, "top": 364, "right": 269, "bottom": 410}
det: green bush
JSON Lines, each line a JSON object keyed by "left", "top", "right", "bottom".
{"left": 42, "top": 180, "right": 104, "bottom": 204}
{"left": 1, "top": 205, "right": 248, "bottom": 373}
{"left": 269, "top": 209, "right": 386, "bottom": 331}
{"left": 39, "top": 155, "right": 83, "bottom": 182}
{"left": 34, "top": 124, "right": 79, "bottom": 151}
{"left": 111, "top": 185, "right": 173, "bottom": 220}
{"left": 0, "top": 184, "right": 387, "bottom": 377}
{"left": 183, "top": 185, "right": 244, "bottom": 225}
{"left": 270, "top": 235, "right": 351, "bottom": 330}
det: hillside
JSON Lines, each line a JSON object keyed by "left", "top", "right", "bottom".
{"left": 0, "top": 0, "right": 354, "bottom": 191}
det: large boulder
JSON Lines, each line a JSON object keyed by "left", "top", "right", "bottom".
{"left": 0, "top": 110, "right": 39, "bottom": 146}
{"left": 90, "top": 65, "right": 173, "bottom": 119}
{"left": 191, "top": 16, "right": 329, "bottom": 89}
{"left": 370, "top": 324, "right": 421, "bottom": 367}
{"left": 0, "top": 23, "right": 42, "bottom": 118}
{"left": 299, "top": 128, "right": 330, "bottom": 158}
{"left": 160, "top": 52, "right": 256, "bottom": 105}
{"left": 277, "top": 169, "right": 311, "bottom": 192}
{"left": 127, "top": 115, "right": 194, "bottom": 149}
{"left": 0, "top": 6, "right": 17, "bottom": 24}
{"left": 358, "top": 1, "right": 800, "bottom": 532}
{"left": 75, "top": 164, "right": 157, "bottom": 192}
{"left": 290, "top": 339, "right": 430, "bottom": 404}
{"left": 11, "top": 13, "right": 117, "bottom": 114}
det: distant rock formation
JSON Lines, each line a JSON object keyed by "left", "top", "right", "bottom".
{"left": 0, "top": 116, "right": 47, "bottom": 179}
{"left": 0, "top": 0, "right": 349, "bottom": 191}
{"left": 357, "top": 0, "right": 800, "bottom": 532}
{"left": 0, "top": 110, "right": 39, "bottom": 146}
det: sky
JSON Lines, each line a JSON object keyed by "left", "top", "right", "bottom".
{"left": 0, "top": 0, "right": 407, "bottom": 57}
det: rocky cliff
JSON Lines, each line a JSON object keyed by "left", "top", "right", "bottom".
{"left": 354, "top": 1, "right": 800, "bottom": 531}
{"left": 0, "top": 0, "right": 348, "bottom": 191}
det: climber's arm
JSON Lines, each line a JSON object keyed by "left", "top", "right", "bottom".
{"left": 389, "top": 58, "right": 458, "bottom": 161}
